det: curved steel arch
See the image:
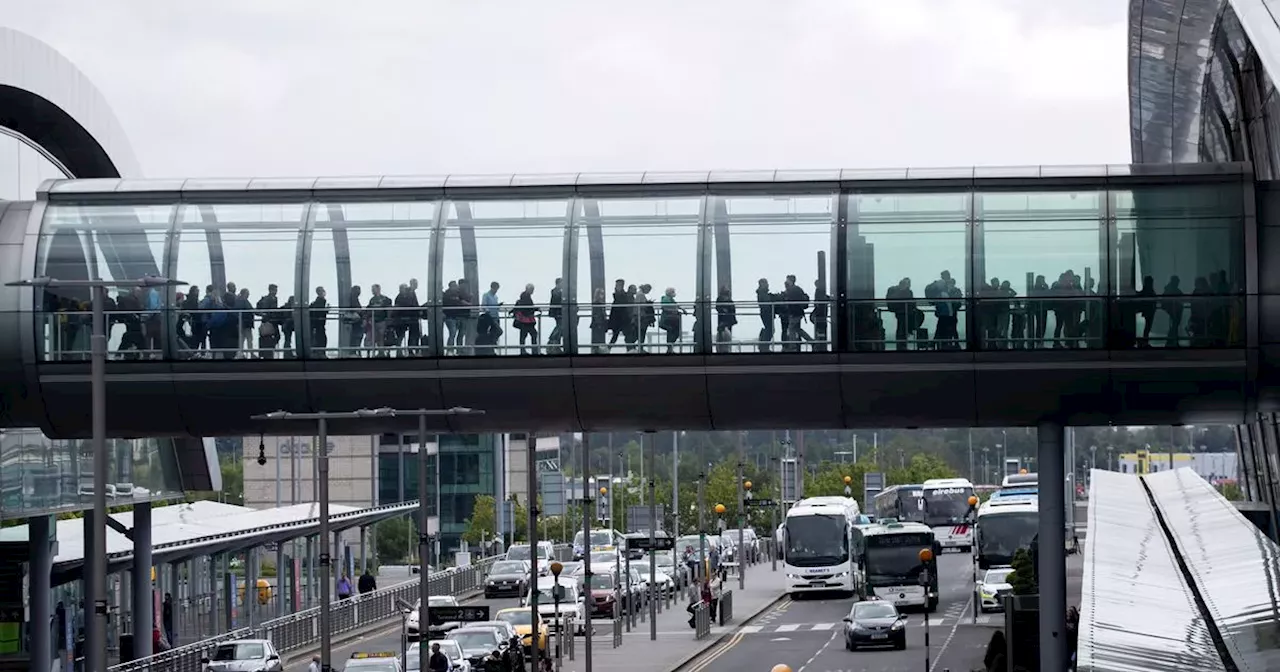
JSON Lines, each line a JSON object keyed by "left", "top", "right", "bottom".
{"left": 0, "top": 27, "right": 140, "bottom": 179}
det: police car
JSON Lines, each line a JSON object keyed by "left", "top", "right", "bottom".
{"left": 344, "top": 651, "right": 402, "bottom": 672}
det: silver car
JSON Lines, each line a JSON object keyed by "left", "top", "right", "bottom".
{"left": 202, "top": 639, "right": 283, "bottom": 672}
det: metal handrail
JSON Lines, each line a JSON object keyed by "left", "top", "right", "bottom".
{"left": 104, "top": 545, "right": 570, "bottom": 672}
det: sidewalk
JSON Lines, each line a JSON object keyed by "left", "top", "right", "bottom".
{"left": 555, "top": 561, "right": 789, "bottom": 672}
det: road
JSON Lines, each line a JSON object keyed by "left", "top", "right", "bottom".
{"left": 695, "top": 547, "right": 1086, "bottom": 672}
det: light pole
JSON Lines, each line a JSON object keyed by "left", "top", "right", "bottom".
{"left": 919, "top": 547, "right": 935, "bottom": 671}
{"left": 8, "top": 274, "right": 186, "bottom": 671}
{"left": 580, "top": 435, "right": 595, "bottom": 672}
{"left": 737, "top": 432, "right": 746, "bottom": 591}
{"left": 250, "top": 406, "right": 484, "bottom": 672}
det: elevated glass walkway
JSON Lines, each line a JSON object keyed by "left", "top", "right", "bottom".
{"left": 0, "top": 164, "right": 1264, "bottom": 434}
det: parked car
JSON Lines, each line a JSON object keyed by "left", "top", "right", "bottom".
{"left": 484, "top": 560, "right": 531, "bottom": 598}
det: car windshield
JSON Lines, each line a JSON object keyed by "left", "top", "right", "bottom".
{"left": 497, "top": 610, "right": 533, "bottom": 626}
{"left": 491, "top": 561, "right": 525, "bottom": 574}
{"left": 532, "top": 584, "right": 578, "bottom": 602}
{"left": 652, "top": 553, "right": 674, "bottom": 567}
{"left": 853, "top": 603, "right": 898, "bottom": 619}
{"left": 450, "top": 631, "right": 500, "bottom": 651}
{"left": 575, "top": 530, "right": 614, "bottom": 546}
{"left": 427, "top": 596, "right": 457, "bottom": 607}
{"left": 430, "top": 641, "right": 462, "bottom": 658}
{"left": 589, "top": 552, "right": 615, "bottom": 564}
{"left": 633, "top": 562, "right": 655, "bottom": 574}
{"left": 984, "top": 569, "right": 1014, "bottom": 584}
{"left": 584, "top": 574, "right": 615, "bottom": 590}
{"left": 213, "top": 643, "right": 264, "bottom": 660}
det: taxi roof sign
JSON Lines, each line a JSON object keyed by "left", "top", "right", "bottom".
{"left": 351, "top": 652, "right": 398, "bottom": 658}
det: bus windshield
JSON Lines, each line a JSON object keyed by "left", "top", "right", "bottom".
{"left": 978, "top": 512, "right": 1038, "bottom": 566}
{"left": 785, "top": 514, "right": 848, "bottom": 567}
{"left": 922, "top": 487, "right": 975, "bottom": 526}
{"left": 864, "top": 533, "right": 933, "bottom": 586}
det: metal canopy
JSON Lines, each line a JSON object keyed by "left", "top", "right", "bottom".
{"left": 1145, "top": 468, "right": 1280, "bottom": 672}
{"left": 0, "top": 499, "right": 417, "bottom": 586}
{"left": 1078, "top": 469, "right": 1226, "bottom": 672}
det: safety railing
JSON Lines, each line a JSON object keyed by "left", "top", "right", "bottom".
{"left": 692, "top": 603, "right": 711, "bottom": 640}
{"left": 103, "top": 553, "right": 512, "bottom": 672}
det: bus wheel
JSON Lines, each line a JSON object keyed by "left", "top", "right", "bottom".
{"left": 960, "top": 545, "right": 972, "bottom": 554}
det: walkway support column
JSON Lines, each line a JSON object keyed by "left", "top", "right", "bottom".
{"left": 1036, "top": 421, "right": 1067, "bottom": 672}
{"left": 30, "top": 515, "right": 53, "bottom": 670}
{"left": 132, "top": 501, "right": 153, "bottom": 659}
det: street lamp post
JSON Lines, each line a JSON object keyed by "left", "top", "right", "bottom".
{"left": 737, "top": 432, "right": 746, "bottom": 591}
{"left": 7, "top": 275, "right": 186, "bottom": 672}
{"left": 250, "top": 406, "right": 484, "bottom": 672}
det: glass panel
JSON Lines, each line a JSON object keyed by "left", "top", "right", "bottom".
{"left": 976, "top": 190, "right": 1105, "bottom": 349}
{"left": 846, "top": 193, "right": 968, "bottom": 351}
{"left": 440, "top": 200, "right": 569, "bottom": 356}
{"left": 708, "top": 194, "right": 834, "bottom": 353}
{"left": 311, "top": 201, "right": 436, "bottom": 359}
{"left": 1114, "top": 183, "right": 1245, "bottom": 348}
{"left": 36, "top": 204, "right": 174, "bottom": 361}
{"left": 172, "top": 203, "right": 307, "bottom": 360}
{"left": 0, "top": 430, "right": 184, "bottom": 520}
{"left": 571, "top": 196, "right": 701, "bottom": 354}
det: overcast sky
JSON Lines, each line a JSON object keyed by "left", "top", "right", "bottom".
{"left": 3, "top": 0, "right": 1130, "bottom": 179}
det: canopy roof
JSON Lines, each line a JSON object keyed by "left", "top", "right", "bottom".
{"left": 1, "top": 499, "right": 416, "bottom": 585}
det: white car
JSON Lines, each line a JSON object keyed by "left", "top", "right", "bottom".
{"left": 202, "top": 639, "right": 283, "bottom": 672}
{"left": 525, "top": 577, "right": 586, "bottom": 635}
{"left": 407, "top": 595, "right": 460, "bottom": 638}
{"left": 978, "top": 567, "right": 1015, "bottom": 612}
{"left": 414, "top": 640, "right": 471, "bottom": 672}
{"left": 631, "top": 561, "right": 676, "bottom": 597}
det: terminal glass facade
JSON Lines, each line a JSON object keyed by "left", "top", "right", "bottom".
{"left": 26, "top": 166, "right": 1252, "bottom": 361}
{"left": 376, "top": 433, "right": 497, "bottom": 552}
{"left": 0, "top": 428, "right": 185, "bottom": 520}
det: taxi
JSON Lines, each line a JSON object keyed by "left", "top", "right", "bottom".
{"left": 494, "top": 607, "right": 547, "bottom": 654}
{"left": 344, "top": 651, "right": 401, "bottom": 672}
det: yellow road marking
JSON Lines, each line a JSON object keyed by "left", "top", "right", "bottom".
{"left": 687, "top": 631, "right": 745, "bottom": 672}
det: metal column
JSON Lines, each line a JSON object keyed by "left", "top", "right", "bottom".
{"left": 526, "top": 433, "right": 541, "bottom": 672}
{"left": 88, "top": 284, "right": 109, "bottom": 672}
{"left": 132, "top": 502, "right": 154, "bottom": 658}
{"left": 737, "top": 432, "right": 746, "bottom": 590}
{"left": 580, "top": 434, "right": 593, "bottom": 672}
{"left": 646, "top": 432, "right": 657, "bottom": 640}
{"left": 672, "top": 432, "right": 679, "bottom": 539}
{"left": 317, "top": 418, "right": 333, "bottom": 672}
{"left": 1037, "top": 421, "right": 1067, "bottom": 672}
{"left": 417, "top": 415, "right": 431, "bottom": 672}
{"left": 30, "top": 515, "right": 53, "bottom": 670}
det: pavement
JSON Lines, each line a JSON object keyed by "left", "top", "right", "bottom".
{"left": 691, "top": 550, "right": 1085, "bottom": 672}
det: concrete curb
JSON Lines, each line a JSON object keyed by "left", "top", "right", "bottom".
{"left": 281, "top": 588, "right": 484, "bottom": 667}
{"left": 667, "top": 590, "right": 790, "bottom": 672}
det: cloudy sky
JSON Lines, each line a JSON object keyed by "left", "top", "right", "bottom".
{"left": 3, "top": 0, "right": 1131, "bottom": 179}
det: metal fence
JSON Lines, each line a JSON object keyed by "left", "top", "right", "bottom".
{"left": 692, "top": 604, "right": 711, "bottom": 640}
{"left": 718, "top": 590, "right": 734, "bottom": 626}
{"left": 103, "top": 546, "right": 568, "bottom": 672}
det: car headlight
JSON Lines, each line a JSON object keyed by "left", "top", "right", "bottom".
{"left": 833, "top": 571, "right": 849, "bottom": 578}
{"left": 980, "top": 590, "right": 993, "bottom": 599}
{"left": 892, "top": 620, "right": 905, "bottom": 630}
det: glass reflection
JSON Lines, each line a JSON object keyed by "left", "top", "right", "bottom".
{"left": 0, "top": 428, "right": 184, "bottom": 520}
{"left": 708, "top": 194, "right": 834, "bottom": 353}
{"left": 310, "top": 202, "right": 436, "bottom": 359}
{"left": 36, "top": 204, "right": 173, "bottom": 361}
{"left": 172, "top": 204, "right": 308, "bottom": 359}
{"left": 846, "top": 193, "right": 968, "bottom": 351}
{"left": 572, "top": 197, "right": 701, "bottom": 354}
{"left": 976, "top": 190, "right": 1105, "bottom": 349}
{"left": 439, "top": 200, "right": 569, "bottom": 356}
{"left": 1114, "top": 184, "right": 1244, "bottom": 348}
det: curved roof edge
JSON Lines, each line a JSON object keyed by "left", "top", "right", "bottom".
{"left": 0, "top": 27, "right": 139, "bottom": 178}
{"left": 1128, "top": 0, "right": 1226, "bottom": 163}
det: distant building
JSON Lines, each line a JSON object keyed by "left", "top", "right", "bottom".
{"left": 1116, "top": 452, "right": 1237, "bottom": 483}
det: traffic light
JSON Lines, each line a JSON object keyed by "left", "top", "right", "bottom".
{"left": 595, "top": 476, "right": 610, "bottom": 522}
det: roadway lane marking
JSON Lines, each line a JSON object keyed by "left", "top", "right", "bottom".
{"left": 776, "top": 624, "right": 802, "bottom": 632}
{"left": 809, "top": 623, "right": 835, "bottom": 631}
{"left": 687, "top": 631, "right": 745, "bottom": 672}
{"left": 796, "top": 630, "right": 837, "bottom": 672}
{"left": 929, "top": 591, "right": 973, "bottom": 672}
{"left": 739, "top": 626, "right": 764, "bottom": 633}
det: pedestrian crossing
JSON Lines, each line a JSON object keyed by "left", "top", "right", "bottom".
{"left": 735, "top": 614, "right": 1002, "bottom": 634}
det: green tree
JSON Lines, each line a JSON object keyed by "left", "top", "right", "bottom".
{"left": 376, "top": 518, "right": 415, "bottom": 563}
{"left": 463, "top": 495, "right": 498, "bottom": 545}
{"left": 887, "top": 453, "right": 955, "bottom": 486}
{"left": 1218, "top": 481, "right": 1243, "bottom": 501}
{"left": 1009, "top": 547, "right": 1038, "bottom": 595}
{"left": 219, "top": 459, "right": 244, "bottom": 505}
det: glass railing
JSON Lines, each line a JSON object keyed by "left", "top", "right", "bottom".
{"left": 30, "top": 294, "right": 1248, "bottom": 362}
